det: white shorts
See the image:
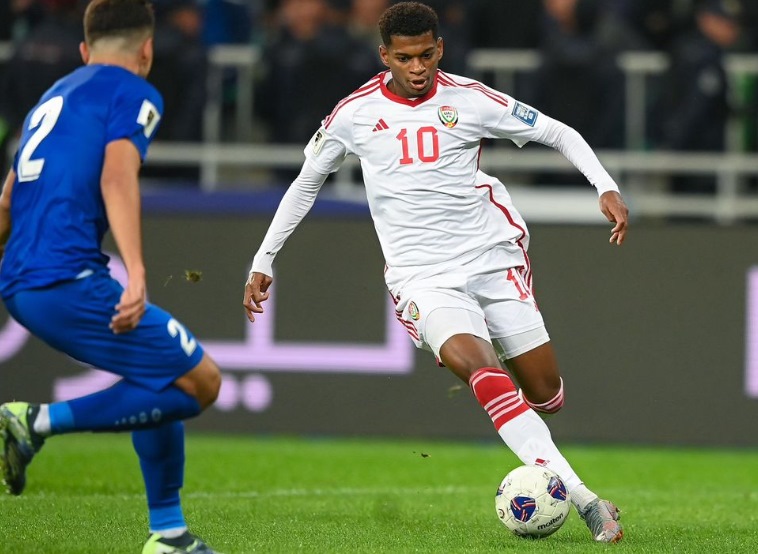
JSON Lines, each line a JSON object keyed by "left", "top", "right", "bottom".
{"left": 391, "top": 244, "right": 549, "bottom": 360}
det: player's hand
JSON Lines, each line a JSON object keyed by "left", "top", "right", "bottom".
{"left": 111, "top": 279, "right": 146, "bottom": 334}
{"left": 599, "top": 191, "right": 629, "bottom": 246}
{"left": 244, "top": 271, "right": 273, "bottom": 323}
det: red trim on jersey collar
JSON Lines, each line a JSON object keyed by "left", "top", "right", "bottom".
{"left": 380, "top": 70, "right": 439, "bottom": 106}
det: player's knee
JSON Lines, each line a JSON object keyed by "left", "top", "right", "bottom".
{"left": 439, "top": 334, "right": 502, "bottom": 382}
{"left": 520, "top": 377, "right": 564, "bottom": 416}
{"left": 177, "top": 354, "right": 222, "bottom": 410}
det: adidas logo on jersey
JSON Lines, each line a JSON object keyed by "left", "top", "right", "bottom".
{"left": 372, "top": 119, "right": 389, "bottom": 132}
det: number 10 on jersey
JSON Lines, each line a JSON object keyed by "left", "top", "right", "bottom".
{"left": 396, "top": 127, "right": 440, "bottom": 165}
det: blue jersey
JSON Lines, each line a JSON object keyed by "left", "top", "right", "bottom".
{"left": 0, "top": 64, "right": 163, "bottom": 299}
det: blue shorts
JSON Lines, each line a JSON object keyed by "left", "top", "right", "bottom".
{"left": 4, "top": 271, "right": 205, "bottom": 392}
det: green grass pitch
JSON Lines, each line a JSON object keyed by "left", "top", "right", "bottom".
{"left": 1, "top": 433, "right": 757, "bottom": 553}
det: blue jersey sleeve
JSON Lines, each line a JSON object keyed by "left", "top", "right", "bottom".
{"left": 106, "top": 78, "right": 164, "bottom": 160}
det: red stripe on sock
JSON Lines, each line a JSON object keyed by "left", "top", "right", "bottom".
{"left": 469, "top": 367, "right": 529, "bottom": 430}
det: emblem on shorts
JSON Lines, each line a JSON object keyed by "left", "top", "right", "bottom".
{"left": 408, "top": 301, "right": 420, "bottom": 320}
{"left": 437, "top": 105, "right": 458, "bottom": 128}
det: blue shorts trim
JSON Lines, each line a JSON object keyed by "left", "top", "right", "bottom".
{"left": 4, "top": 272, "right": 205, "bottom": 392}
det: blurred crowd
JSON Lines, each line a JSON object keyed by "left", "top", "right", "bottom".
{"left": 1, "top": 0, "right": 757, "bottom": 191}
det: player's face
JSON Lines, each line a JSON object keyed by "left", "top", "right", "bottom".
{"left": 379, "top": 31, "right": 443, "bottom": 98}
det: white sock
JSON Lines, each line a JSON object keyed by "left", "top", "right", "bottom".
{"left": 153, "top": 527, "right": 187, "bottom": 539}
{"left": 569, "top": 483, "right": 599, "bottom": 512}
{"left": 33, "top": 404, "right": 51, "bottom": 436}
{"left": 497, "top": 409, "right": 584, "bottom": 491}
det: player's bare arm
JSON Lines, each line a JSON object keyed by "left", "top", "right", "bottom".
{"left": 101, "top": 139, "right": 146, "bottom": 334}
{"left": 599, "top": 191, "right": 629, "bottom": 245}
{"left": 0, "top": 170, "right": 16, "bottom": 260}
{"left": 244, "top": 271, "right": 273, "bottom": 323}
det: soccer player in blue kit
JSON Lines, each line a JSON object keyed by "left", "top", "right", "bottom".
{"left": 0, "top": 1, "right": 221, "bottom": 552}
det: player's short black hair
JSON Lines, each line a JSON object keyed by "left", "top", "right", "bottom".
{"left": 84, "top": 0, "right": 155, "bottom": 45}
{"left": 378, "top": 2, "right": 439, "bottom": 46}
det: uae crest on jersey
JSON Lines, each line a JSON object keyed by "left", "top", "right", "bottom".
{"left": 408, "top": 301, "right": 421, "bottom": 321}
{"left": 437, "top": 105, "right": 458, "bottom": 128}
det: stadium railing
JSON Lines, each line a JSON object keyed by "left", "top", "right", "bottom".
{"left": 467, "top": 49, "right": 758, "bottom": 151}
{"left": 2, "top": 42, "right": 758, "bottom": 222}
{"left": 147, "top": 141, "right": 758, "bottom": 223}
{"left": 1, "top": 42, "right": 756, "bottom": 152}
{"left": 165, "top": 45, "right": 758, "bottom": 224}
{"left": 198, "top": 46, "right": 758, "bottom": 152}
{"left": 0, "top": 42, "right": 11, "bottom": 62}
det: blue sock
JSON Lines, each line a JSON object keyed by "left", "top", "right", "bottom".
{"left": 132, "top": 423, "right": 186, "bottom": 532}
{"left": 48, "top": 380, "right": 201, "bottom": 433}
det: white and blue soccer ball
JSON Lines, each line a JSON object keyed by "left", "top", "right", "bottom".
{"left": 495, "top": 464, "right": 571, "bottom": 539}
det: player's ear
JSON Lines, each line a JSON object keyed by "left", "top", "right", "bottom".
{"left": 437, "top": 37, "right": 444, "bottom": 61}
{"left": 139, "top": 37, "right": 154, "bottom": 77}
{"left": 79, "top": 42, "right": 90, "bottom": 65}
{"left": 380, "top": 44, "right": 392, "bottom": 68}
{"left": 141, "top": 37, "right": 153, "bottom": 61}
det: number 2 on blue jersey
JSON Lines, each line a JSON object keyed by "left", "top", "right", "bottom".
{"left": 17, "top": 95, "right": 64, "bottom": 183}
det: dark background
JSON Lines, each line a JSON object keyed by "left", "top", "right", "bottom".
{"left": 2, "top": 213, "right": 756, "bottom": 447}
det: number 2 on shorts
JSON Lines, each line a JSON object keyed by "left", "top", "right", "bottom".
{"left": 167, "top": 318, "right": 197, "bottom": 356}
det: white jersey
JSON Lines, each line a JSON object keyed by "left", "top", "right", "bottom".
{"left": 252, "top": 70, "right": 619, "bottom": 282}
{"left": 473, "top": 169, "right": 533, "bottom": 290}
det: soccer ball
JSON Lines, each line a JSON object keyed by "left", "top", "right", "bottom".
{"left": 495, "top": 464, "right": 571, "bottom": 539}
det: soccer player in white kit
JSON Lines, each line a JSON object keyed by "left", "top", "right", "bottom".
{"left": 244, "top": 1, "right": 628, "bottom": 543}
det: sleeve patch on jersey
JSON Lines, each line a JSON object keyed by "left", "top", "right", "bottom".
{"left": 137, "top": 99, "right": 161, "bottom": 138}
{"left": 310, "top": 128, "right": 326, "bottom": 155}
{"left": 512, "top": 102, "right": 538, "bottom": 127}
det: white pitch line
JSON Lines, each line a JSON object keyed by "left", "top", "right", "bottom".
{"left": 23, "top": 485, "right": 486, "bottom": 501}
{"left": 186, "top": 485, "right": 484, "bottom": 500}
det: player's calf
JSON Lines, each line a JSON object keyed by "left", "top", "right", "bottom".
{"left": 469, "top": 367, "right": 530, "bottom": 429}
{"left": 519, "top": 377, "right": 564, "bottom": 416}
